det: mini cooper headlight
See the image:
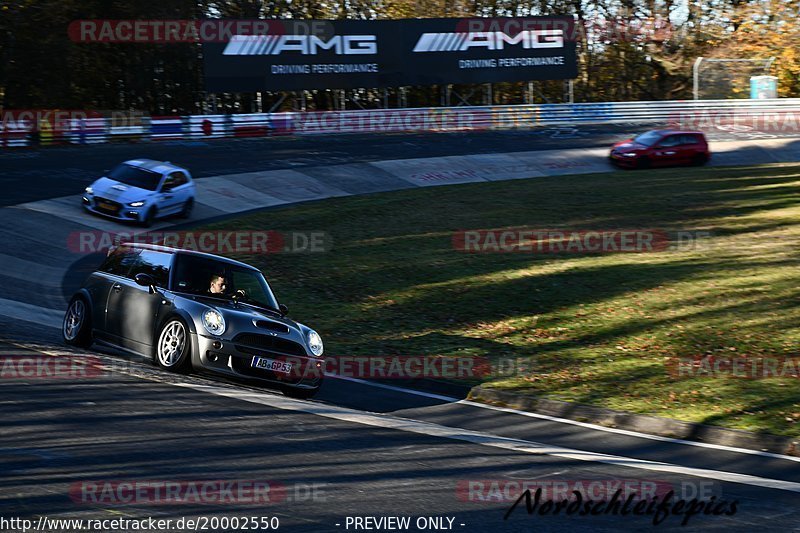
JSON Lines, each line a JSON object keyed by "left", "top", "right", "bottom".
{"left": 201, "top": 309, "right": 226, "bottom": 336}
{"left": 128, "top": 200, "right": 146, "bottom": 207}
{"left": 306, "top": 329, "right": 323, "bottom": 357}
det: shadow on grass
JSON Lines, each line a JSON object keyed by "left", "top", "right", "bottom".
{"left": 216, "top": 162, "right": 800, "bottom": 435}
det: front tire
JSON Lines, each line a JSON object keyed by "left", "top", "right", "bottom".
{"left": 142, "top": 207, "right": 157, "bottom": 228}
{"left": 63, "top": 297, "right": 92, "bottom": 348}
{"left": 155, "top": 318, "right": 191, "bottom": 372}
{"left": 636, "top": 156, "right": 651, "bottom": 170}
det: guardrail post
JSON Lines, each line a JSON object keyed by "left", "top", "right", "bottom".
{"left": 693, "top": 57, "right": 703, "bottom": 100}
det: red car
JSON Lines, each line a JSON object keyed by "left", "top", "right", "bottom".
{"left": 609, "top": 130, "right": 710, "bottom": 169}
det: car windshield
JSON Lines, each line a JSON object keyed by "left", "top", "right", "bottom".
{"left": 170, "top": 253, "right": 280, "bottom": 311}
{"left": 632, "top": 131, "right": 664, "bottom": 147}
{"left": 108, "top": 164, "right": 162, "bottom": 191}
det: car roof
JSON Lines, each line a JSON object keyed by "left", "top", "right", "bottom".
{"left": 122, "top": 159, "right": 188, "bottom": 175}
{"left": 118, "top": 242, "right": 259, "bottom": 271}
{"left": 648, "top": 129, "right": 705, "bottom": 136}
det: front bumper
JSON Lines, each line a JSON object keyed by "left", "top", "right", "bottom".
{"left": 192, "top": 332, "right": 324, "bottom": 390}
{"left": 83, "top": 196, "right": 144, "bottom": 222}
{"left": 609, "top": 152, "right": 639, "bottom": 167}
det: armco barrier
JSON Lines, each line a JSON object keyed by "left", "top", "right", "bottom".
{"left": 149, "top": 116, "right": 184, "bottom": 140}
{"left": 64, "top": 117, "right": 108, "bottom": 144}
{"left": 0, "top": 119, "right": 31, "bottom": 147}
{"left": 231, "top": 113, "right": 272, "bottom": 137}
{"left": 187, "top": 114, "right": 229, "bottom": 139}
{"left": 3, "top": 98, "right": 800, "bottom": 147}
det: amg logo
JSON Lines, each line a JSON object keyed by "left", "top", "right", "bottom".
{"left": 413, "top": 30, "right": 563, "bottom": 52}
{"left": 223, "top": 34, "right": 377, "bottom": 55}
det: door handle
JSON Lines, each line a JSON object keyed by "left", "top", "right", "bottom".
{"left": 112, "top": 283, "right": 122, "bottom": 293}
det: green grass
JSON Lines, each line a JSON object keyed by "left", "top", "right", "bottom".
{"left": 195, "top": 163, "right": 800, "bottom": 437}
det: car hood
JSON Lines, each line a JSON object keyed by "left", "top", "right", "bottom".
{"left": 91, "top": 177, "right": 156, "bottom": 203}
{"left": 612, "top": 139, "right": 648, "bottom": 152}
{"left": 185, "top": 294, "right": 302, "bottom": 330}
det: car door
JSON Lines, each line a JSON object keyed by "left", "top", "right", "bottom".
{"left": 651, "top": 135, "right": 681, "bottom": 166}
{"left": 106, "top": 248, "right": 172, "bottom": 354}
{"left": 680, "top": 134, "right": 704, "bottom": 162}
{"left": 168, "top": 171, "right": 193, "bottom": 209}
{"left": 157, "top": 171, "right": 190, "bottom": 214}
{"left": 90, "top": 245, "right": 139, "bottom": 342}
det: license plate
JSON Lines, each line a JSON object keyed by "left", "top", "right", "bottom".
{"left": 97, "top": 201, "right": 117, "bottom": 211}
{"left": 252, "top": 356, "right": 293, "bottom": 374}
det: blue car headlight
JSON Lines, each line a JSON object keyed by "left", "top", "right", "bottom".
{"left": 201, "top": 309, "right": 226, "bottom": 336}
{"left": 306, "top": 329, "right": 323, "bottom": 357}
{"left": 85, "top": 186, "right": 94, "bottom": 194}
{"left": 128, "top": 200, "right": 146, "bottom": 207}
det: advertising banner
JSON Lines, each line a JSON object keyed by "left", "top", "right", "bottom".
{"left": 203, "top": 17, "right": 578, "bottom": 91}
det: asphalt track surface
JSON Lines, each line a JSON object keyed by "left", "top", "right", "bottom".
{"left": 1, "top": 122, "right": 787, "bottom": 207}
{"left": 2, "top": 128, "right": 800, "bottom": 532}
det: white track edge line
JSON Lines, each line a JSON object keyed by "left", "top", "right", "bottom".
{"left": 326, "top": 374, "right": 800, "bottom": 463}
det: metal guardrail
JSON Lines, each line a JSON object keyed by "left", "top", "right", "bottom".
{"left": 3, "top": 98, "right": 800, "bottom": 147}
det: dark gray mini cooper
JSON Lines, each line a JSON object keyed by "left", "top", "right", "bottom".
{"left": 62, "top": 243, "right": 324, "bottom": 398}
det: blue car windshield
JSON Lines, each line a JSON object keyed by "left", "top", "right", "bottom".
{"left": 108, "top": 164, "right": 162, "bottom": 191}
{"left": 171, "top": 254, "right": 280, "bottom": 311}
{"left": 632, "top": 131, "right": 663, "bottom": 147}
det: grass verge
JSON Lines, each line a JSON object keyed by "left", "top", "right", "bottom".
{"left": 196, "top": 163, "right": 800, "bottom": 437}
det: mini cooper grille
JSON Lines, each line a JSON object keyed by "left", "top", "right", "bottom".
{"left": 232, "top": 333, "right": 306, "bottom": 356}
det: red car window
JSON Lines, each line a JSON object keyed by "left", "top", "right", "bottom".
{"left": 658, "top": 135, "right": 681, "bottom": 147}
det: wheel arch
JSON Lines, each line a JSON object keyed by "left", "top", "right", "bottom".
{"left": 69, "top": 289, "right": 96, "bottom": 327}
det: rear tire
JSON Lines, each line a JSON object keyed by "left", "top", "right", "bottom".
{"left": 692, "top": 153, "right": 708, "bottom": 166}
{"left": 179, "top": 198, "right": 194, "bottom": 219}
{"left": 63, "top": 296, "right": 92, "bottom": 348}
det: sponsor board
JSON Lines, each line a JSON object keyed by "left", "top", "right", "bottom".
{"left": 204, "top": 17, "right": 577, "bottom": 91}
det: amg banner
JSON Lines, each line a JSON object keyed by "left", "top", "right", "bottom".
{"left": 203, "top": 17, "right": 577, "bottom": 91}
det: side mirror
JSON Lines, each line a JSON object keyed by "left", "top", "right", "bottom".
{"left": 278, "top": 303, "right": 289, "bottom": 316}
{"left": 134, "top": 273, "right": 158, "bottom": 294}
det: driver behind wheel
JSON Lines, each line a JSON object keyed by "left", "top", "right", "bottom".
{"left": 208, "top": 274, "right": 227, "bottom": 294}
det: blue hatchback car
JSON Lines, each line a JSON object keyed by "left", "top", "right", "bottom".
{"left": 82, "top": 159, "right": 196, "bottom": 227}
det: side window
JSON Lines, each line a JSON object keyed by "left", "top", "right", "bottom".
{"left": 161, "top": 173, "right": 176, "bottom": 191}
{"left": 658, "top": 135, "right": 680, "bottom": 147}
{"left": 129, "top": 250, "right": 172, "bottom": 288}
{"left": 681, "top": 134, "right": 698, "bottom": 145}
{"left": 164, "top": 172, "right": 187, "bottom": 191}
{"left": 98, "top": 246, "right": 138, "bottom": 277}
